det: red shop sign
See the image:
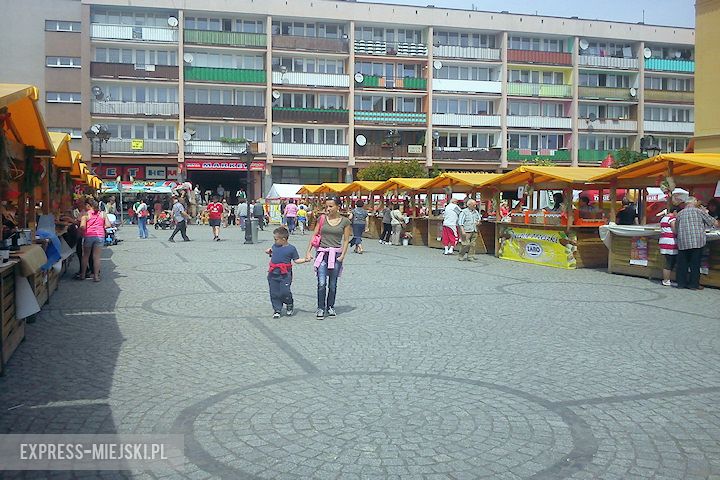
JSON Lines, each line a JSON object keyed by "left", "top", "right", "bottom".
{"left": 185, "top": 160, "right": 266, "bottom": 171}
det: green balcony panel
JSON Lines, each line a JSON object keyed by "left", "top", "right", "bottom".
{"left": 402, "top": 77, "right": 427, "bottom": 89}
{"left": 354, "top": 111, "right": 427, "bottom": 123}
{"left": 578, "top": 149, "right": 615, "bottom": 163}
{"left": 508, "top": 83, "right": 572, "bottom": 98}
{"left": 184, "top": 67, "right": 266, "bottom": 84}
{"left": 578, "top": 87, "right": 634, "bottom": 101}
{"left": 184, "top": 29, "right": 266, "bottom": 47}
{"left": 360, "top": 75, "right": 381, "bottom": 87}
{"left": 507, "top": 149, "right": 571, "bottom": 161}
{"left": 645, "top": 58, "right": 695, "bottom": 73}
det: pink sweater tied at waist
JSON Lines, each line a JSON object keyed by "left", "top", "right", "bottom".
{"left": 314, "top": 247, "right": 344, "bottom": 275}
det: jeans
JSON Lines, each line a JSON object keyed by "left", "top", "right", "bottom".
{"left": 255, "top": 215, "right": 265, "bottom": 230}
{"left": 268, "top": 271, "right": 293, "bottom": 313}
{"left": 381, "top": 223, "right": 392, "bottom": 243}
{"left": 169, "top": 220, "right": 189, "bottom": 241}
{"left": 676, "top": 247, "right": 703, "bottom": 288}
{"left": 138, "top": 217, "right": 148, "bottom": 238}
{"left": 317, "top": 255, "right": 342, "bottom": 311}
{"left": 286, "top": 217, "right": 296, "bottom": 233}
{"left": 350, "top": 223, "right": 365, "bottom": 246}
{"left": 239, "top": 216, "right": 246, "bottom": 230}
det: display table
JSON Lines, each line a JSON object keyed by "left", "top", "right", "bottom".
{"left": 0, "top": 261, "right": 25, "bottom": 376}
{"left": 407, "top": 217, "right": 429, "bottom": 247}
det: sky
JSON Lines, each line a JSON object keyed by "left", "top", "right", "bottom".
{"left": 361, "top": 0, "right": 695, "bottom": 28}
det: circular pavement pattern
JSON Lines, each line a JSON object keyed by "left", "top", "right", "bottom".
{"left": 132, "top": 262, "right": 256, "bottom": 274}
{"left": 498, "top": 281, "right": 664, "bottom": 303}
{"left": 176, "top": 373, "right": 588, "bottom": 479}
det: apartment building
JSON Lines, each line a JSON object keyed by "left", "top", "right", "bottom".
{"left": 0, "top": 0, "right": 695, "bottom": 197}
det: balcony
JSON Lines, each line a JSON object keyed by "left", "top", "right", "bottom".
{"left": 272, "top": 71, "right": 349, "bottom": 88}
{"left": 185, "top": 140, "right": 249, "bottom": 156}
{"left": 354, "top": 40, "right": 428, "bottom": 57}
{"left": 91, "top": 23, "right": 178, "bottom": 43}
{"left": 506, "top": 116, "right": 571, "bottom": 129}
{"left": 578, "top": 119, "right": 638, "bottom": 131}
{"left": 579, "top": 56, "right": 639, "bottom": 70}
{"left": 90, "top": 62, "right": 178, "bottom": 81}
{"left": 91, "top": 101, "right": 178, "bottom": 117}
{"left": 643, "top": 120, "right": 694, "bottom": 134}
{"left": 507, "top": 149, "right": 570, "bottom": 162}
{"left": 431, "top": 114, "right": 500, "bottom": 128}
{"left": 578, "top": 149, "right": 616, "bottom": 164}
{"left": 508, "top": 83, "right": 572, "bottom": 98}
{"left": 184, "top": 104, "right": 265, "bottom": 120}
{"left": 354, "top": 144, "right": 425, "bottom": 159}
{"left": 432, "top": 79, "right": 501, "bottom": 94}
{"left": 356, "top": 75, "right": 426, "bottom": 90}
{"left": 272, "top": 143, "right": 349, "bottom": 157}
{"left": 579, "top": 86, "right": 636, "bottom": 101}
{"left": 645, "top": 58, "right": 695, "bottom": 73}
{"left": 432, "top": 45, "right": 500, "bottom": 61}
{"left": 184, "top": 67, "right": 266, "bottom": 84}
{"left": 433, "top": 148, "right": 501, "bottom": 162}
{"left": 354, "top": 111, "right": 426, "bottom": 125}
{"left": 184, "top": 29, "right": 266, "bottom": 48}
{"left": 272, "top": 107, "right": 348, "bottom": 124}
{"left": 105, "top": 139, "right": 178, "bottom": 155}
{"left": 273, "top": 35, "right": 349, "bottom": 53}
{"left": 644, "top": 89, "right": 694, "bottom": 104}
{"left": 507, "top": 50, "right": 572, "bottom": 66}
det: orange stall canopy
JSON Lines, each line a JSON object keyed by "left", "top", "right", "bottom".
{"left": 297, "top": 184, "right": 323, "bottom": 195}
{"left": 483, "top": 166, "right": 615, "bottom": 190}
{"left": 0, "top": 84, "right": 53, "bottom": 154}
{"left": 589, "top": 153, "right": 720, "bottom": 187}
{"left": 49, "top": 132, "right": 73, "bottom": 169}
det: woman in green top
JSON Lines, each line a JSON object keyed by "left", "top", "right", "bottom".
{"left": 306, "top": 198, "right": 351, "bottom": 319}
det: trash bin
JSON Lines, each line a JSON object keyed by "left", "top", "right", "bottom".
{"left": 249, "top": 217, "right": 259, "bottom": 243}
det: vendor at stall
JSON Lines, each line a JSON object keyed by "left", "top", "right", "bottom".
{"left": 550, "top": 193, "right": 564, "bottom": 212}
{"left": 578, "top": 196, "right": 598, "bottom": 218}
{"left": 706, "top": 199, "right": 720, "bottom": 220}
{"left": 616, "top": 197, "right": 638, "bottom": 225}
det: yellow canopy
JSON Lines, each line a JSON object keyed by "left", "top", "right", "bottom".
{"left": 422, "top": 173, "right": 503, "bottom": 192}
{"left": 483, "top": 166, "right": 615, "bottom": 190}
{"left": 72, "top": 161, "right": 89, "bottom": 180}
{"left": 342, "top": 181, "right": 386, "bottom": 193}
{"left": 49, "top": 132, "right": 73, "bottom": 169}
{"left": 375, "top": 178, "right": 434, "bottom": 193}
{"left": 0, "top": 84, "right": 53, "bottom": 153}
{"left": 317, "top": 183, "right": 352, "bottom": 194}
{"left": 589, "top": 153, "right": 720, "bottom": 186}
{"left": 297, "top": 184, "right": 323, "bottom": 194}
{"left": 86, "top": 174, "right": 97, "bottom": 188}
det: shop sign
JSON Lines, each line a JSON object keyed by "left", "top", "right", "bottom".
{"left": 131, "top": 139, "right": 144, "bottom": 150}
{"left": 124, "top": 166, "right": 145, "bottom": 180}
{"left": 185, "top": 160, "right": 266, "bottom": 171}
{"left": 146, "top": 166, "right": 167, "bottom": 179}
{"left": 498, "top": 225, "right": 577, "bottom": 269}
{"left": 408, "top": 145, "right": 423, "bottom": 154}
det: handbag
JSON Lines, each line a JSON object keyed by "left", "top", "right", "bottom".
{"left": 311, "top": 214, "right": 325, "bottom": 248}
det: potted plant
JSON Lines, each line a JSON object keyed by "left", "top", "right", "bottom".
{"left": 401, "top": 231, "right": 413, "bottom": 246}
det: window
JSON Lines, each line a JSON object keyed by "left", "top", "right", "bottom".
{"left": 355, "top": 27, "right": 421, "bottom": 43}
{"left": 645, "top": 107, "right": 694, "bottom": 122}
{"left": 508, "top": 133, "right": 565, "bottom": 151}
{"left": 48, "top": 127, "right": 83, "bottom": 139}
{"left": 645, "top": 76, "right": 694, "bottom": 92}
{"left": 435, "top": 65, "right": 491, "bottom": 81}
{"left": 582, "top": 41, "right": 633, "bottom": 58}
{"left": 509, "top": 36, "right": 563, "bottom": 52}
{"left": 192, "top": 52, "right": 263, "bottom": 69}
{"left": 436, "top": 132, "right": 495, "bottom": 149}
{"left": 580, "top": 73, "right": 630, "bottom": 88}
{"left": 432, "top": 98, "right": 492, "bottom": 115}
{"left": 279, "top": 127, "right": 343, "bottom": 143}
{"left": 46, "top": 92, "right": 81, "bottom": 103}
{"left": 656, "top": 137, "right": 690, "bottom": 152}
{"left": 434, "top": 31, "right": 496, "bottom": 49}
{"left": 45, "top": 20, "right": 81, "bottom": 32}
{"left": 578, "top": 135, "right": 630, "bottom": 150}
{"left": 46, "top": 56, "right": 81, "bottom": 68}
{"left": 272, "top": 21, "right": 343, "bottom": 38}
{"left": 647, "top": 46, "right": 694, "bottom": 61}
{"left": 509, "top": 69, "right": 562, "bottom": 85}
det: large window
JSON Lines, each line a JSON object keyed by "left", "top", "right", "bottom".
{"left": 509, "top": 36, "right": 563, "bottom": 52}
{"left": 656, "top": 136, "right": 691, "bottom": 152}
{"left": 578, "top": 104, "right": 630, "bottom": 119}
{"left": 48, "top": 127, "right": 83, "bottom": 139}
{"left": 46, "top": 56, "right": 81, "bottom": 68}
{"left": 644, "top": 76, "right": 694, "bottom": 92}
{"left": 508, "top": 133, "right": 565, "bottom": 151}
{"left": 434, "top": 65, "right": 491, "bottom": 81}
{"left": 645, "top": 107, "right": 694, "bottom": 122}
{"left": 93, "top": 47, "right": 177, "bottom": 66}
{"left": 279, "top": 128, "right": 345, "bottom": 144}
{"left": 105, "top": 123, "right": 176, "bottom": 140}
{"left": 193, "top": 124, "right": 263, "bottom": 141}
{"left": 436, "top": 132, "right": 495, "bottom": 149}
{"left": 90, "top": 10, "right": 174, "bottom": 28}
{"left": 276, "top": 93, "right": 344, "bottom": 109}
{"left": 185, "top": 88, "right": 263, "bottom": 106}
{"left": 578, "top": 134, "right": 629, "bottom": 150}
{"left": 45, "top": 20, "right": 81, "bottom": 32}
{"left": 581, "top": 41, "right": 633, "bottom": 58}
{"left": 507, "top": 101, "right": 565, "bottom": 117}
{"left": 185, "top": 17, "right": 263, "bottom": 33}
{"left": 273, "top": 57, "right": 345, "bottom": 74}
{"left": 189, "top": 52, "right": 263, "bottom": 70}
{"left": 434, "top": 31, "right": 496, "bottom": 49}
{"left": 356, "top": 62, "right": 421, "bottom": 78}
{"left": 274, "top": 167, "right": 338, "bottom": 184}
{"left": 46, "top": 92, "right": 81, "bottom": 103}
{"left": 97, "top": 85, "right": 178, "bottom": 103}
{"left": 508, "top": 70, "right": 564, "bottom": 85}
{"left": 648, "top": 46, "right": 694, "bottom": 60}
{"left": 433, "top": 98, "right": 492, "bottom": 115}
{"left": 355, "top": 95, "right": 421, "bottom": 112}
{"left": 272, "top": 21, "right": 343, "bottom": 38}
{"left": 354, "top": 27, "right": 422, "bottom": 43}
{"left": 579, "top": 73, "right": 631, "bottom": 88}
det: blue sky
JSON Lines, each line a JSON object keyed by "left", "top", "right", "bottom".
{"left": 361, "top": 0, "right": 695, "bottom": 27}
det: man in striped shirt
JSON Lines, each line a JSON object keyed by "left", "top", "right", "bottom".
{"left": 675, "top": 197, "right": 718, "bottom": 290}
{"left": 458, "top": 199, "right": 482, "bottom": 262}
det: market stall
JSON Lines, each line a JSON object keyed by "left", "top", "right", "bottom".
{"left": 372, "top": 178, "right": 434, "bottom": 247}
{"left": 590, "top": 154, "right": 720, "bottom": 286}
{"left": 341, "top": 181, "right": 385, "bottom": 238}
{"left": 482, "top": 166, "right": 614, "bottom": 269}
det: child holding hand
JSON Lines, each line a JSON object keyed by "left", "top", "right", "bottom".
{"left": 266, "top": 227, "right": 308, "bottom": 318}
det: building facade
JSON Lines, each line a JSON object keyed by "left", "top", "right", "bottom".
{"left": 0, "top": 0, "right": 696, "bottom": 197}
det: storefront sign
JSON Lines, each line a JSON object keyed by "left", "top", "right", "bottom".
{"left": 498, "top": 225, "right": 577, "bottom": 269}
{"left": 629, "top": 237, "right": 648, "bottom": 266}
{"left": 131, "top": 139, "right": 144, "bottom": 150}
{"left": 146, "top": 166, "right": 167, "bottom": 180}
{"left": 408, "top": 145, "right": 423, "bottom": 154}
{"left": 185, "top": 160, "right": 266, "bottom": 171}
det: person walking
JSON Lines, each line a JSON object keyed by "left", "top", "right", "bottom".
{"left": 305, "top": 198, "right": 351, "bottom": 319}
{"left": 390, "top": 203, "right": 404, "bottom": 246}
{"left": 675, "top": 197, "right": 718, "bottom": 289}
{"left": 284, "top": 200, "right": 299, "bottom": 234}
{"left": 349, "top": 200, "right": 369, "bottom": 253}
{"left": 238, "top": 199, "right": 248, "bottom": 230}
{"left": 379, "top": 201, "right": 393, "bottom": 245}
{"left": 442, "top": 198, "right": 461, "bottom": 255}
{"left": 168, "top": 195, "right": 192, "bottom": 242}
{"left": 659, "top": 208, "right": 678, "bottom": 286}
{"left": 297, "top": 204, "right": 308, "bottom": 235}
{"left": 228, "top": 205, "right": 237, "bottom": 227}
{"left": 253, "top": 199, "right": 266, "bottom": 231}
{"left": 457, "top": 199, "right": 481, "bottom": 261}
{"left": 135, "top": 196, "right": 149, "bottom": 239}
{"left": 207, "top": 196, "right": 224, "bottom": 241}
{"left": 153, "top": 197, "right": 163, "bottom": 226}
{"left": 266, "top": 226, "right": 308, "bottom": 318}
{"left": 77, "top": 199, "right": 110, "bottom": 282}
{"left": 221, "top": 199, "right": 230, "bottom": 228}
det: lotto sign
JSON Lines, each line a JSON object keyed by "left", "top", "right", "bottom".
{"left": 131, "top": 139, "right": 144, "bottom": 150}
{"left": 497, "top": 225, "right": 577, "bottom": 269}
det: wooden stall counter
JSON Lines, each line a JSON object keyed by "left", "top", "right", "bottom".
{"left": 407, "top": 217, "right": 429, "bottom": 247}
{"left": 1, "top": 261, "right": 25, "bottom": 376}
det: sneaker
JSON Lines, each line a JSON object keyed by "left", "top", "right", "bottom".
{"left": 286, "top": 305, "right": 294, "bottom": 316}
{"left": 378, "top": 239, "right": 384, "bottom": 244}
{"left": 168, "top": 238, "right": 175, "bottom": 243}
{"left": 272, "top": 312, "right": 281, "bottom": 319}
{"left": 327, "top": 307, "right": 337, "bottom": 317}
{"left": 316, "top": 309, "right": 325, "bottom": 319}
{"left": 661, "top": 279, "right": 672, "bottom": 286}
{"left": 458, "top": 254, "right": 465, "bottom": 261}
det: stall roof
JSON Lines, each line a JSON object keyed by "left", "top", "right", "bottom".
{"left": 49, "top": 132, "right": 72, "bottom": 169}
{"left": 297, "top": 184, "right": 323, "bottom": 194}
{"left": 317, "top": 183, "right": 352, "bottom": 193}
{"left": 101, "top": 181, "right": 178, "bottom": 194}
{"left": 342, "top": 181, "right": 386, "bottom": 193}
{"left": 72, "top": 161, "right": 89, "bottom": 179}
{"left": 0, "top": 84, "right": 53, "bottom": 154}
{"left": 266, "top": 183, "right": 302, "bottom": 199}
{"left": 422, "top": 173, "right": 502, "bottom": 191}
{"left": 589, "top": 153, "right": 720, "bottom": 184}
{"left": 484, "top": 166, "right": 615, "bottom": 189}
{"left": 375, "top": 178, "right": 434, "bottom": 193}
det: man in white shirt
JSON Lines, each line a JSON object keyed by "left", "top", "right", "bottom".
{"left": 457, "top": 200, "right": 482, "bottom": 261}
{"left": 442, "top": 198, "right": 461, "bottom": 255}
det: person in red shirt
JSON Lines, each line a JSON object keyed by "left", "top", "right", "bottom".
{"left": 207, "top": 195, "right": 224, "bottom": 241}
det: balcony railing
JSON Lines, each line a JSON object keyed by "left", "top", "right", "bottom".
{"left": 273, "top": 35, "right": 349, "bottom": 53}
{"left": 507, "top": 149, "right": 571, "bottom": 162}
{"left": 272, "top": 71, "right": 349, "bottom": 88}
{"left": 431, "top": 114, "right": 500, "bottom": 128}
{"left": 354, "top": 40, "right": 428, "bottom": 57}
{"left": 184, "top": 29, "right": 266, "bottom": 48}
{"left": 507, "top": 83, "right": 572, "bottom": 98}
{"left": 90, "top": 62, "right": 178, "bottom": 80}
{"left": 354, "top": 111, "right": 427, "bottom": 125}
{"left": 91, "top": 101, "right": 178, "bottom": 117}
{"left": 433, "top": 148, "right": 501, "bottom": 162}
{"left": 184, "top": 104, "right": 265, "bottom": 120}
{"left": 184, "top": 67, "right": 266, "bottom": 84}
{"left": 507, "top": 50, "right": 572, "bottom": 65}
{"left": 643, "top": 120, "right": 694, "bottom": 134}
{"left": 272, "top": 107, "right": 349, "bottom": 124}
{"left": 578, "top": 149, "right": 616, "bottom": 164}
{"left": 645, "top": 58, "right": 695, "bottom": 73}
{"left": 578, "top": 119, "right": 638, "bottom": 131}
{"left": 579, "top": 86, "right": 636, "bottom": 101}
{"left": 91, "top": 23, "right": 178, "bottom": 42}
{"left": 578, "top": 55, "right": 639, "bottom": 70}
{"left": 644, "top": 89, "right": 694, "bottom": 104}
{"left": 105, "top": 139, "right": 178, "bottom": 155}
{"left": 507, "top": 116, "right": 571, "bottom": 129}
{"left": 432, "top": 45, "right": 500, "bottom": 61}
{"left": 432, "top": 79, "right": 501, "bottom": 94}
{"left": 272, "top": 143, "right": 349, "bottom": 157}
{"left": 354, "top": 144, "right": 425, "bottom": 158}
{"left": 356, "top": 75, "right": 427, "bottom": 90}
{"left": 185, "top": 140, "right": 249, "bottom": 155}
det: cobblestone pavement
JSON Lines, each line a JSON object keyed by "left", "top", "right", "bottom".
{"left": 1, "top": 224, "right": 719, "bottom": 480}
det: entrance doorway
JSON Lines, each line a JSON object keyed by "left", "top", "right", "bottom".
{"left": 187, "top": 170, "right": 249, "bottom": 203}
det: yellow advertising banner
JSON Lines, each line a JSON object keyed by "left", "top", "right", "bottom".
{"left": 131, "top": 139, "right": 144, "bottom": 150}
{"left": 497, "top": 225, "right": 578, "bottom": 269}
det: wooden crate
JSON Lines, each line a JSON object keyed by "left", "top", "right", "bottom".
{"left": 32, "top": 271, "right": 48, "bottom": 307}
{"left": 1, "top": 264, "right": 25, "bottom": 376}
{"left": 408, "top": 218, "right": 429, "bottom": 247}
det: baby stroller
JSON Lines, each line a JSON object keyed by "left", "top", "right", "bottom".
{"left": 154, "top": 210, "right": 173, "bottom": 230}
{"left": 105, "top": 213, "right": 119, "bottom": 245}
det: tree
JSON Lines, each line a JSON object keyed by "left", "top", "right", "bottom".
{"left": 612, "top": 147, "right": 645, "bottom": 168}
{"left": 357, "top": 160, "right": 427, "bottom": 181}
{"left": 521, "top": 157, "right": 556, "bottom": 167}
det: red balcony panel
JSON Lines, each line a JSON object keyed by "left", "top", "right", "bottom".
{"left": 507, "top": 50, "right": 572, "bottom": 66}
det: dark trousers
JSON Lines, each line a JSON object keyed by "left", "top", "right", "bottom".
{"left": 381, "top": 222, "right": 392, "bottom": 243}
{"left": 676, "top": 247, "right": 703, "bottom": 289}
{"left": 268, "top": 272, "right": 293, "bottom": 312}
{"left": 255, "top": 215, "right": 265, "bottom": 230}
{"left": 169, "top": 220, "right": 189, "bottom": 241}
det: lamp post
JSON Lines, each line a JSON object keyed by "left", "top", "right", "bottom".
{"left": 85, "top": 124, "right": 110, "bottom": 176}
{"left": 640, "top": 135, "right": 661, "bottom": 158}
{"left": 116, "top": 175, "right": 124, "bottom": 225}
{"left": 242, "top": 142, "right": 255, "bottom": 244}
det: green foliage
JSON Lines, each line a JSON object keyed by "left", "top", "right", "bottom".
{"left": 357, "top": 160, "right": 427, "bottom": 181}
{"left": 219, "top": 137, "right": 247, "bottom": 144}
{"left": 429, "top": 165, "right": 444, "bottom": 178}
{"left": 521, "top": 157, "right": 556, "bottom": 167}
{"left": 612, "top": 147, "right": 645, "bottom": 168}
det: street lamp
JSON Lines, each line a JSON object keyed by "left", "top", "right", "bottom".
{"left": 640, "top": 135, "right": 661, "bottom": 158}
{"left": 242, "top": 142, "right": 255, "bottom": 244}
{"left": 85, "top": 124, "right": 110, "bottom": 175}
{"left": 385, "top": 129, "right": 400, "bottom": 161}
